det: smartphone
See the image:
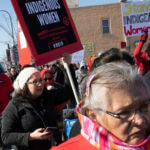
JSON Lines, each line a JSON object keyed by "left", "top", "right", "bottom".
{"left": 44, "top": 126, "right": 57, "bottom": 132}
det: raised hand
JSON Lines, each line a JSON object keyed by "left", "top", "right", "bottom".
{"left": 140, "top": 28, "right": 148, "bottom": 43}
{"left": 61, "top": 52, "right": 71, "bottom": 65}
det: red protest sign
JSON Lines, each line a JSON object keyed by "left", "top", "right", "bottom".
{"left": 11, "top": 0, "right": 83, "bottom": 66}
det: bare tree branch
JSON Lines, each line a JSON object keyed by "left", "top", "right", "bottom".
{"left": 0, "top": 24, "right": 14, "bottom": 41}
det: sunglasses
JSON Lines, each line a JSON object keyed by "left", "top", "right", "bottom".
{"left": 44, "top": 77, "right": 52, "bottom": 81}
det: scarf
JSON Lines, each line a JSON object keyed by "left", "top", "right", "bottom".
{"left": 76, "top": 104, "right": 150, "bottom": 150}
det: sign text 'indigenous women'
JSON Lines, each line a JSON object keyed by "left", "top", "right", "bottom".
{"left": 25, "top": 0, "right": 61, "bottom": 26}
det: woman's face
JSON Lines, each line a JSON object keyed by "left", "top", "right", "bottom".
{"left": 27, "top": 72, "right": 44, "bottom": 98}
{"left": 90, "top": 87, "right": 150, "bottom": 145}
{"left": 44, "top": 72, "right": 52, "bottom": 85}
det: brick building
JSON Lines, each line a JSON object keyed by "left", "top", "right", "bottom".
{"left": 69, "top": 2, "right": 150, "bottom": 61}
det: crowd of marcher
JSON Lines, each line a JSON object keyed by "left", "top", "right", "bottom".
{"left": 0, "top": 29, "right": 150, "bottom": 150}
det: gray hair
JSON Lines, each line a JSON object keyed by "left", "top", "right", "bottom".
{"left": 81, "top": 62, "right": 150, "bottom": 115}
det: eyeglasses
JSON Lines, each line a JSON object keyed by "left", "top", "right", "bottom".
{"left": 28, "top": 78, "right": 43, "bottom": 85}
{"left": 93, "top": 101, "right": 150, "bottom": 120}
{"left": 44, "top": 77, "right": 52, "bottom": 82}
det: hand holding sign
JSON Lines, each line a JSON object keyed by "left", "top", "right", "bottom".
{"left": 140, "top": 28, "right": 148, "bottom": 43}
{"left": 62, "top": 52, "right": 80, "bottom": 105}
{"left": 62, "top": 52, "right": 72, "bottom": 65}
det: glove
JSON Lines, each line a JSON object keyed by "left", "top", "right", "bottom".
{"left": 140, "top": 29, "right": 148, "bottom": 43}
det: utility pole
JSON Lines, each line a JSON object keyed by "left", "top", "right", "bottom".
{"left": 6, "top": 43, "right": 12, "bottom": 65}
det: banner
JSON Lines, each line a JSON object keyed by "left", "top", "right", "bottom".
{"left": 17, "top": 21, "right": 32, "bottom": 66}
{"left": 121, "top": 1, "right": 150, "bottom": 37}
{"left": 11, "top": 0, "right": 83, "bottom": 66}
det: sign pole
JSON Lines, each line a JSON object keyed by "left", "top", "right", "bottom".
{"left": 63, "top": 62, "right": 80, "bottom": 105}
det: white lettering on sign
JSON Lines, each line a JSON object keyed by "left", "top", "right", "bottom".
{"left": 25, "top": 0, "right": 61, "bottom": 14}
{"left": 37, "top": 11, "right": 60, "bottom": 26}
{"left": 53, "top": 41, "right": 64, "bottom": 48}
{"left": 25, "top": 0, "right": 61, "bottom": 26}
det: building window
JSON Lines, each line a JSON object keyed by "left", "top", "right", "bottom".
{"left": 102, "top": 19, "right": 110, "bottom": 34}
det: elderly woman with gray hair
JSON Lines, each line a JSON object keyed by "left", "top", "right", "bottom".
{"left": 51, "top": 62, "right": 150, "bottom": 150}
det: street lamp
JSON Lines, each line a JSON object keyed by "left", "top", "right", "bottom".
{"left": 0, "top": 10, "right": 15, "bottom": 46}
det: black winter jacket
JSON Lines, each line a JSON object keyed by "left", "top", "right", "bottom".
{"left": 1, "top": 87, "right": 72, "bottom": 150}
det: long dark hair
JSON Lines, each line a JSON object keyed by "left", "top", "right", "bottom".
{"left": 20, "top": 83, "right": 32, "bottom": 100}
{"left": 13, "top": 83, "right": 47, "bottom": 104}
{"left": 13, "top": 83, "right": 33, "bottom": 102}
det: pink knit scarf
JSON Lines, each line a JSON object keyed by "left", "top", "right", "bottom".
{"left": 76, "top": 104, "right": 150, "bottom": 150}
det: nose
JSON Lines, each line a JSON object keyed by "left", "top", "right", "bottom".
{"left": 37, "top": 81, "right": 43, "bottom": 86}
{"left": 132, "top": 110, "right": 146, "bottom": 126}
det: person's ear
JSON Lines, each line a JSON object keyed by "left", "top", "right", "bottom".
{"left": 86, "top": 108, "right": 97, "bottom": 122}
